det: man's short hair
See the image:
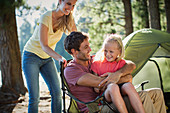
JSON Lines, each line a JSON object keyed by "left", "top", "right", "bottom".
{"left": 64, "top": 31, "right": 89, "bottom": 54}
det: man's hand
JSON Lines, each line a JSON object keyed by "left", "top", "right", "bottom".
{"left": 98, "top": 72, "right": 121, "bottom": 89}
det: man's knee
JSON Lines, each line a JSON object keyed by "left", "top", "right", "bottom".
{"left": 145, "top": 88, "right": 164, "bottom": 99}
{"left": 138, "top": 88, "right": 164, "bottom": 104}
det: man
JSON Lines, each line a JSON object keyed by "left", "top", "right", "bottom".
{"left": 64, "top": 31, "right": 166, "bottom": 113}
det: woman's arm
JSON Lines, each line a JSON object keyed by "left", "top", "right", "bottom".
{"left": 39, "top": 23, "right": 63, "bottom": 61}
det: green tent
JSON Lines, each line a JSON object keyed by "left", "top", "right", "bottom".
{"left": 123, "top": 28, "right": 170, "bottom": 110}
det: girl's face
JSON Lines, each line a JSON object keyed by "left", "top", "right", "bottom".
{"left": 59, "top": 0, "right": 77, "bottom": 15}
{"left": 104, "top": 41, "right": 121, "bottom": 62}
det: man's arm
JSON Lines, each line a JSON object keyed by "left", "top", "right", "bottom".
{"left": 116, "top": 60, "right": 136, "bottom": 77}
{"left": 99, "top": 60, "right": 136, "bottom": 88}
{"left": 77, "top": 73, "right": 105, "bottom": 88}
{"left": 117, "top": 74, "right": 133, "bottom": 84}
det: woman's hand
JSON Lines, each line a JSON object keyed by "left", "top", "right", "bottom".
{"left": 59, "top": 57, "right": 67, "bottom": 67}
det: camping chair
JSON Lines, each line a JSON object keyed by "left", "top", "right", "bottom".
{"left": 59, "top": 61, "right": 148, "bottom": 113}
{"left": 59, "top": 61, "right": 118, "bottom": 113}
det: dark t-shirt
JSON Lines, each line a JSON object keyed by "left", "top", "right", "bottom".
{"left": 64, "top": 59, "right": 98, "bottom": 113}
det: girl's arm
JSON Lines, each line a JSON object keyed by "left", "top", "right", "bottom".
{"left": 39, "top": 23, "right": 64, "bottom": 61}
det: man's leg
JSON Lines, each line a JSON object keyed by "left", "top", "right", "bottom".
{"left": 99, "top": 96, "right": 135, "bottom": 113}
{"left": 100, "top": 88, "right": 166, "bottom": 113}
{"left": 146, "top": 88, "right": 166, "bottom": 113}
{"left": 138, "top": 90, "right": 157, "bottom": 113}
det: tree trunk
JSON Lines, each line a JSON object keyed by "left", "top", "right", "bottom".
{"left": 143, "top": 0, "right": 149, "bottom": 28}
{"left": 164, "top": 0, "right": 170, "bottom": 33}
{"left": 148, "top": 0, "right": 161, "bottom": 30}
{"left": 0, "top": 0, "right": 27, "bottom": 112}
{"left": 122, "top": 0, "right": 133, "bottom": 36}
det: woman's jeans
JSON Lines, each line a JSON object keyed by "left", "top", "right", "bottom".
{"left": 22, "top": 51, "right": 62, "bottom": 113}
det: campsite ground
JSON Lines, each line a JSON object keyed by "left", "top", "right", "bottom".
{"left": 12, "top": 75, "right": 70, "bottom": 113}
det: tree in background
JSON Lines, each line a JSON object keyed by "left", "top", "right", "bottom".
{"left": 76, "top": 0, "right": 169, "bottom": 54}
{"left": 122, "top": 0, "right": 133, "bottom": 36}
{"left": 0, "top": 0, "right": 27, "bottom": 112}
{"left": 148, "top": 0, "right": 161, "bottom": 30}
{"left": 164, "top": 0, "right": 170, "bottom": 33}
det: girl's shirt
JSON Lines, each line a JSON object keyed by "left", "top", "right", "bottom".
{"left": 91, "top": 58, "right": 126, "bottom": 76}
{"left": 23, "top": 11, "right": 63, "bottom": 59}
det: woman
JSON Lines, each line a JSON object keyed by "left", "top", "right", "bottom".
{"left": 22, "top": 0, "right": 77, "bottom": 113}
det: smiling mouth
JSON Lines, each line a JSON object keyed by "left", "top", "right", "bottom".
{"left": 66, "top": 10, "right": 71, "bottom": 13}
{"left": 106, "top": 57, "right": 113, "bottom": 60}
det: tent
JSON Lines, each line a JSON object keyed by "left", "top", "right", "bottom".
{"left": 123, "top": 28, "right": 170, "bottom": 110}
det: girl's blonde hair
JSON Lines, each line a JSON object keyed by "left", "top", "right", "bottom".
{"left": 54, "top": 0, "right": 74, "bottom": 33}
{"left": 94, "top": 34, "right": 125, "bottom": 62}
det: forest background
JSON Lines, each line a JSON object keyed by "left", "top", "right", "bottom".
{"left": 0, "top": 0, "right": 170, "bottom": 112}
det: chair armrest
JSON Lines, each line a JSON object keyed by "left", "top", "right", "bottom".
{"left": 134, "top": 80, "right": 149, "bottom": 90}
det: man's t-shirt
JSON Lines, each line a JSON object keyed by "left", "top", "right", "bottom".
{"left": 64, "top": 60, "right": 98, "bottom": 113}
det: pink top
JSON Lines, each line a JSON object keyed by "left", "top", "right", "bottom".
{"left": 91, "top": 58, "right": 126, "bottom": 76}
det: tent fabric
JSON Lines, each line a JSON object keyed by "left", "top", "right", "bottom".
{"left": 123, "top": 28, "right": 170, "bottom": 76}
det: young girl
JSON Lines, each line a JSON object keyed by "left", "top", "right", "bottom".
{"left": 91, "top": 34, "right": 145, "bottom": 113}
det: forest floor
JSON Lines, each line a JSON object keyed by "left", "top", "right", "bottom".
{"left": 12, "top": 76, "right": 70, "bottom": 113}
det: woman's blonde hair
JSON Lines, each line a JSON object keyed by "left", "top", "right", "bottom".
{"left": 54, "top": 0, "right": 74, "bottom": 33}
{"left": 94, "top": 34, "right": 125, "bottom": 62}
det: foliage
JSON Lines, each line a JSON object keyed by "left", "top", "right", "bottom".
{"left": 132, "top": 0, "right": 149, "bottom": 30}
{"left": 74, "top": 0, "right": 167, "bottom": 54}
{"left": 76, "top": 0, "right": 125, "bottom": 54}
{"left": 132, "top": 0, "right": 166, "bottom": 31}
{"left": 19, "top": 19, "right": 32, "bottom": 53}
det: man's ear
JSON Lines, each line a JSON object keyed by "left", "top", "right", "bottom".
{"left": 71, "top": 49, "right": 76, "bottom": 54}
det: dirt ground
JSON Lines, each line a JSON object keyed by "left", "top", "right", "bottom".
{"left": 12, "top": 76, "right": 70, "bottom": 113}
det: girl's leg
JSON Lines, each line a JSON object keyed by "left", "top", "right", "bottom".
{"left": 121, "top": 82, "right": 145, "bottom": 113}
{"left": 22, "top": 51, "right": 40, "bottom": 113}
{"left": 104, "top": 83, "right": 128, "bottom": 113}
{"left": 40, "top": 58, "right": 62, "bottom": 113}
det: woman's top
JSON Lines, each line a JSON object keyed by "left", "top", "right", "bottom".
{"left": 23, "top": 11, "right": 63, "bottom": 59}
{"left": 91, "top": 58, "right": 126, "bottom": 76}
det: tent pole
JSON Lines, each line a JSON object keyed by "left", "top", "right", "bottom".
{"left": 149, "top": 59, "right": 164, "bottom": 93}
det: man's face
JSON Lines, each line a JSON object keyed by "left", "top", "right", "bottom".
{"left": 75, "top": 39, "right": 91, "bottom": 61}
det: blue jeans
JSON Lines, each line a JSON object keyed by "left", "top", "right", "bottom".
{"left": 22, "top": 51, "right": 62, "bottom": 113}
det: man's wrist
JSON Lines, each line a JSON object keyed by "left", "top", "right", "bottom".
{"left": 114, "top": 71, "right": 123, "bottom": 77}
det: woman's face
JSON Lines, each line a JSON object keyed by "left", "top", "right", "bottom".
{"left": 59, "top": 0, "right": 77, "bottom": 15}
